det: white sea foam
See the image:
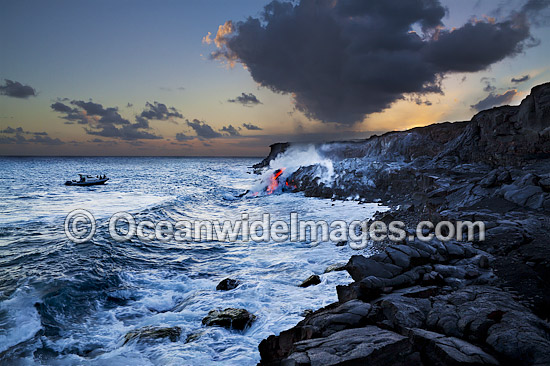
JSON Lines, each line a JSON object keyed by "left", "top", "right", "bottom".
{"left": 0, "top": 286, "right": 42, "bottom": 353}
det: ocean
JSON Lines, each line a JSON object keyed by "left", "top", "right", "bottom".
{"left": 0, "top": 157, "right": 382, "bottom": 365}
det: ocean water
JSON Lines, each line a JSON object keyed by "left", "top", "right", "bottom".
{"left": 0, "top": 157, "right": 383, "bottom": 365}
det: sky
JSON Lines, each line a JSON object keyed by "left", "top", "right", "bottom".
{"left": 1, "top": 0, "right": 549, "bottom": 156}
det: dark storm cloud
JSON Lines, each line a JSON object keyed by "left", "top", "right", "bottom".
{"left": 423, "top": 20, "right": 530, "bottom": 73}
{"left": 0, "top": 134, "right": 26, "bottom": 144}
{"left": 177, "top": 121, "right": 248, "bottom": 140}
{"left": 139, "top": 102, "right": 183, "bottom": 120}
{"left": 0, "top": 79, "right": 37, "bottom": 99}
{"left": 186, "top": 119, "right": 222, "bottom": 139}
{"left": 220, "top": 124, "right": 241, "bottom": 136}
{"left": 51, "top": 100, "right": 131, "bottom": 125}
{"left": 0, "top": 126, "right": 63, "bottom": 145}
{"left": 208, "top": 0, "right": 545, "bottom": 124}
{"left": 175, "top": 132, "right": 194, "bottom": 141}
{"left": 1, "top": 126, "right": 23, "bottom": 134}
{"left": 511, "top": 74, "right": 530, "bottom": 83}
{"left": 227, "top": 92, "right": 262, "bottom": 106}
{"left": 516, "top": 0, "right": 550, "bottom": 26}
{"left": 27, "top": 134, "right": 64, "bottom": 145}
{"left": 51, "top": 99, "right": 163, "bottom": 140}
{"left": 471, "top": 90, "right": 518, "bottom": 111}
{"left": 51, "top": 102, "right": 73, "bottom": 113}
{"left": 134, "top": 102, "right": 183, "bottom": 129}
{"left": 71, "top": 100, "right": 130, "bottom": 125}
{"left": 86, "top": 124, "right": 162, "bottom": 140}
{"left": 242, "top": 123, "right": 263, "bottom": 130}
{"left": 50, "top": 101, "right": 89, "bottom": 124}
{"left": 2, "top": 126, "right": 48, "bottom": 136}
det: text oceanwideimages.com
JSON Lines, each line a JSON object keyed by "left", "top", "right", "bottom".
{"left": 64, "top": 209, "right": 486, "bottom": 248}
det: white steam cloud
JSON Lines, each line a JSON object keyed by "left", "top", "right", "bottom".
{"left": 250, "top": 144, "right": 334, "bottom": 196}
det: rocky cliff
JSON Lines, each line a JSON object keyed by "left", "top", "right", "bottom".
{"left": 260, "top": 83, "right": 550, "bottom": 169}
{"left": 440, "top": 82, "right": 550, "bottom": 165}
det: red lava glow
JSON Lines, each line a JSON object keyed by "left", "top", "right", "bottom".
{"left": 266, "top": 168, "right": 285, "bottom": 194}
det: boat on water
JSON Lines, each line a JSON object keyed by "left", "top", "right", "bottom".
{"left": 65, "top": 174, "right": 109, "bottom": 186}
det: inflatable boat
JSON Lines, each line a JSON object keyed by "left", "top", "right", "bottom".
{"left": 65, "top": 174, "right": 109, "bottom": 186}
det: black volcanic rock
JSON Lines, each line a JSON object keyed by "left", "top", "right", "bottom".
{"left": 216, "top": 278, "right": 240, "bottom": 291}
{"left": 324, "top": 263, "right": 346, "bottom": 273}
{"left": 202, "top": 308, "right": 256, "bottom": 330}
{"left": 407, "top": 328, "right": 499, "bottom": 366}
{"left": 278, "top": 326, "right": 418, "bottom": 366}
{"left": 253, "top": 142, "right": 289, "bottom": 169}
{"left": 439, "top": 82, "right": 550, "bottom": 165}
{"left": 123, "top": 326, "right": 181, "bottom": 344}
{"left": 299, "top": 275, "right": 321, "bottom": 288}
{"left": 345, "top": 255, "right": 403, "bottom": 281}
{"left": 255, "top": 82, "right": 550, "bottom": 366}
{"left": 427, "top": 286, "right": 550, "bottom": 365}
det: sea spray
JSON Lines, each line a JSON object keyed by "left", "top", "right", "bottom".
{"left": 0, "top": 286, "right": 42, "bottom": 354}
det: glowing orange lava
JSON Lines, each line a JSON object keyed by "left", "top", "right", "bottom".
{"left": 266, "top": 168, "right": 285, "bottom": 194}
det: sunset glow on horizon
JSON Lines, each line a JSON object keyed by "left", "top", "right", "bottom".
{"left": 1, "top": 0, "right": 549, "bottom": 156}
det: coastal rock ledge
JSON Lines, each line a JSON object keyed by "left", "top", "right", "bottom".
{"left": 259, "top": 234, "right": 550, "bottom": 366}
{"left": 256, "top": 82, "right": 550, "bottom": 366}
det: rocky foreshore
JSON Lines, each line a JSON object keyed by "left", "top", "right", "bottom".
{"left": 255, "top": 83, "right": 550, "bottom": 365}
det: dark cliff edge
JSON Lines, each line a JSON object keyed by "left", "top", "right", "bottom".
{"left": 257, "top": 82, "right": 550, "bottom": 169}
{"left": 256, "top": 82, "right": 550, "bottom": 366}
{"left": 253, "top": 142, "right": 290, "bottom": 169}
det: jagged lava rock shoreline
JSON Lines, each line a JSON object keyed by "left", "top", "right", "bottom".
{"left": 255, "top": 82, "right": 550, "bottom": 365}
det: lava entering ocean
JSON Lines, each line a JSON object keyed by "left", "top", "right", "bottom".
{"left": 266, "top": 168, "right": 285, "bottom": 194}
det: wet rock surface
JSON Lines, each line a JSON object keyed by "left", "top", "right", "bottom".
{"left": 324, "top": 263, "right": 347, "bottom": 273}
{"left": 257, "top": 83, "right": 550, "bottom": 366}
{"left": 408, "top": 328, "right": 499, "bottom": 366}
{"left": 216, "top": 278, "right": 240, "bottom": 291}
{"left": 280, "top": 326, "right": 418, "bottom": 366}
{"left": 259, "top": 224, "right": 550, "bottom": 365}
{"left": 299, "top": 275, "right": 321, "bottom": 288}
{"left": 123, "top": 326, "right": 182, "bottom": 344}
{"left": 202, "top": 308, "right": 256, "bottom": 331}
